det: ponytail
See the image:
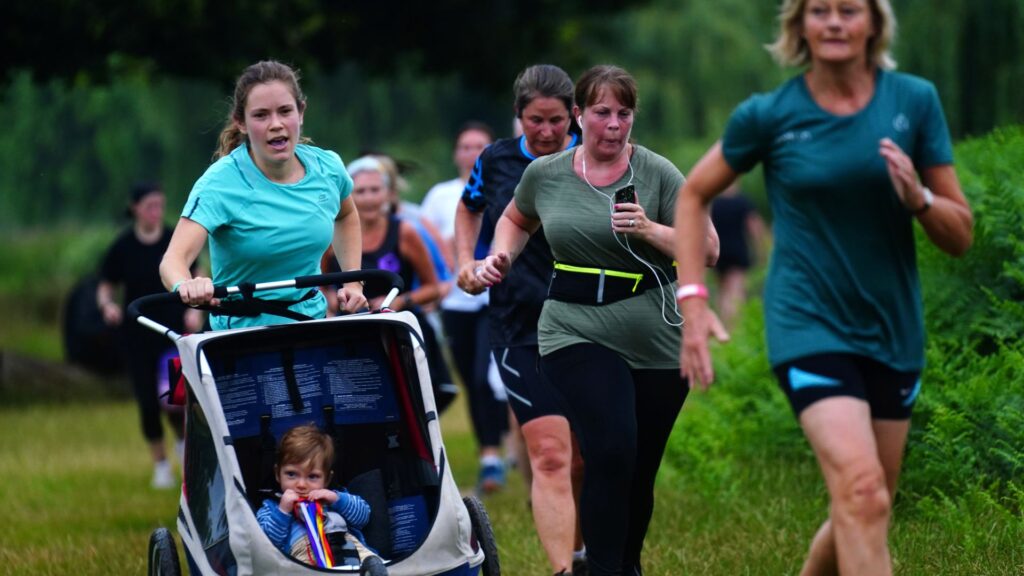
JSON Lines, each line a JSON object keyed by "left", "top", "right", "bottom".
{"left": 214, "top": 123, "right": 246, "bottom": 161}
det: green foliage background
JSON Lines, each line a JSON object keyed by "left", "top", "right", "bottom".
{"left": 1, "top": 0, "right": 1021, "bottom": 229}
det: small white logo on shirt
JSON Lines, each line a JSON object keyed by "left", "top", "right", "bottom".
{"left": 774, "top": 130, "right": 813, "bottom": 145}
{"left": 893, "top": 113, "right": 910, "bottom": 132}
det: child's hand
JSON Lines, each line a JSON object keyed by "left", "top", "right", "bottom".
{"left": 278, "top": 489, "right": 301, "bottom": 514}
{"left": 307, "top": 489, "right": 338, "bottom": 505}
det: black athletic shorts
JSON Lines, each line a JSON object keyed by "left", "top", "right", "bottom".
{"left": 773, "top": 353, "right": 921, "bottom": 420}
{"left": 493, "top": 345, "right": 565, "bottom": 425}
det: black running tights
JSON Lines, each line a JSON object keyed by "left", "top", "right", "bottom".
{"left": 540, "top": 343, "right": 688, "bottom": 576}
{"left": 442, "top": 309, "right": 507, "bottom": 448}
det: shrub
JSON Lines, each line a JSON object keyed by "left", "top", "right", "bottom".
{"left": 917, "top": 126, "right": 1024, "bottom": 348}
{"left": 666, "top": 300, "right": 807, "bottom": 500}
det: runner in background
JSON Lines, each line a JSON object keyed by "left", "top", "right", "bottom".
{"left": 456, "top": 64, "right": 587, "bottom": 576}
{"left": 709, "top": 180, "right": 766, "bottom": 329}
{"left": 98, "top": 181, "right": 203, "bottom": 488}
{"left": 421, "top": 122, "right": 513, "bottom": 494}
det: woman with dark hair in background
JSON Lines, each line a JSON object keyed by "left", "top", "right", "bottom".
{"left": 97, "top": 181, "right": 203, "bottom": 488}
{"left": 161, "top": 60, "right": 366, "bottom": 322}
{"left": 456, "top": 64, "right": 587, "bottom": 575}
{"left": 675, "top": 1, "right": 972, "bottom": 573}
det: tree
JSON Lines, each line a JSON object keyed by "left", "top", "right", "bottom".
{"left": 2, "top": 0, "right": 646, "bottom": 92}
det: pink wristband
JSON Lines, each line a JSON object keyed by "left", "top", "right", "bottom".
{"left": 675, "top": 283, "right": 709, "bottom": 301}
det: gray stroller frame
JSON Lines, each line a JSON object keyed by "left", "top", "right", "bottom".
{"left": 130, "top": 271, "right": 499, "bottom": 576}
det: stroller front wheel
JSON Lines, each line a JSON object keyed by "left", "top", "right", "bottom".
{"left": 462, "top": 496, "right": 500, "bottom": 576}
{"left": 148, "top": 527, "right": 182, "bottom": 576}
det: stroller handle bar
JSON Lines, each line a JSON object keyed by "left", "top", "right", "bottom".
{"left": 127, "top": 270, "right": 405, "bottom": 339}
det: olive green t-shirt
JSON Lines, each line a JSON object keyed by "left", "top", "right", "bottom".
{"left": 514, "top": 145, "right": 684, "bottom": 369}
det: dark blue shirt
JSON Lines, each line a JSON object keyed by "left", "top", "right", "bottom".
{"left": 461, "top": 134, "right": 578, "bottom": 347}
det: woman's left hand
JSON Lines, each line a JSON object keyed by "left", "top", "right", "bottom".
{"left": 880, "top": 138, "right": 929, "bottom": 212}
{"left": 611, "top": 202, "right": 651, "bottom": 239}
{"left": 337, "top": 283, "right": 368, "bottom": 314}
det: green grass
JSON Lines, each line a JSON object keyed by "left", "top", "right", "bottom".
{"left": 1, "top": 396, "right": 1021, "bottom": 575}
{"left": 0, "top": 402, "right": 178, "bottom": 575}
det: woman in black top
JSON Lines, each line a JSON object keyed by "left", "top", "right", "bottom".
{"left": 456, "top": 64, "right": 585, "bottom": 576}
{"left": 97, "top": 182, "right": 203, "bottom": 489}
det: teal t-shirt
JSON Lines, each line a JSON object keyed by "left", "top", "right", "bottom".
{"left": 182, "top": 143, "right": 353, "bottom": 330}
{"left": 722, "top": 69, "right": 952, "bottom": 370}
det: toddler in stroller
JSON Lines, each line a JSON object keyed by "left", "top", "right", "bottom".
{"left": 257, "top": 423, "right": 387, "bottom": 575}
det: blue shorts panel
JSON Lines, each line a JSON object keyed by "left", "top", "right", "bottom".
{"left": 773, "top": 353, "right": 921, "bottom": 420}
{"left": 494, "top": 345, "right": 565, "bottom": 424}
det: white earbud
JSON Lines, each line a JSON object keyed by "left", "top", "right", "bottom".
{"left": 577, "top": 115, "right": 583, "bottom": 125}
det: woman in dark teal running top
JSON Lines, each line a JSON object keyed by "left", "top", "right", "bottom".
{"left": 674, "top": 1, "right": 973, "bottom": 574}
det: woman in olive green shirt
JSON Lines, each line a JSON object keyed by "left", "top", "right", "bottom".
{"left": 478, "top": 65, "right": 722, "bottom": 576}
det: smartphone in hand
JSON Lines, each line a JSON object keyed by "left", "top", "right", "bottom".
{"left": 614, "top": 184, "right": 636, "bottom": 209}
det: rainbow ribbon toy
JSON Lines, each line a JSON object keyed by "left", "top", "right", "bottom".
{"left": 295, "top": 499, "right": 335, "bottom": 568}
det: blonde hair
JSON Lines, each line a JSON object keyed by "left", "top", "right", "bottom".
{"left": 276, "top": 423, "right": 334, "bottom": 472}
{"left": 766, "top": 0, "right": 897, "bottom": 70}
{"left": 214, "top": 60, "right": 311, "bottom": 161}
{"left": 347, "top": 156, "right": 391, "bottom": 189}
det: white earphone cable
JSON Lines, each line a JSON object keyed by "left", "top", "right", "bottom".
{"left": 581, "top": 150, "right": 683, "bottom": 328}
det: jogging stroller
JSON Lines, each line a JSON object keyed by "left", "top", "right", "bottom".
{"left": 129, "top": 270, "right": 499, "bottom": 576}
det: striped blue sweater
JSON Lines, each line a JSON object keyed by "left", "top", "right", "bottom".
{"left": 256, "top": 489, "right": 371, "bottom": 554}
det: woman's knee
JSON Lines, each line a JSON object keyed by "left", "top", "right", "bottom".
{"left": 526, "top": 431, "right": 572, "bottom": 476}
{"left": 832, "top": 464, "right": 891, "bottom": 525}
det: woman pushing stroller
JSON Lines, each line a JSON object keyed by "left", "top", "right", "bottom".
{"left": 160, "top": 60, "right": 366, "bottom": 319}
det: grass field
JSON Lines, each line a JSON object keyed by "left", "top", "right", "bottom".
{"left": 1, "top": 396, "right": 1021, "bottom": 575}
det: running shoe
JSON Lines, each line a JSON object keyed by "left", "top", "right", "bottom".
{"left": 476, "top": 461, "right": 506, "bottom": 495}
{"left": 151, "top": 460, "right": 176, "bottom": 489}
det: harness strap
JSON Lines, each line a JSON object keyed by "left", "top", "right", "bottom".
{"left": 259, "top": 414, "right": 277, "bottom": 499}
{"left": 281, "top": 348, "right": 305, "bottom": 413}
{"left": 211, "top": 288, "right": 319, "bottom": 321}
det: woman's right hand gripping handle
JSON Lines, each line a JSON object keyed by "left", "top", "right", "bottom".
{"left": 176, "top": 277, "right": 220, "bottom": 308}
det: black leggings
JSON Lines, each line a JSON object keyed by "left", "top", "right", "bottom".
{"left": 126, "top": 327, "right": 182, "bottom": 442}
{"left": 540, "top": 343, "right": 687, "bottom": 576}
{"left": 442, "top": 309, "right": 507, "bottom": 447}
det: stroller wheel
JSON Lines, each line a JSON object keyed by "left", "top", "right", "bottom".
{"left": 462, "top": 496, "right": 500, "bottom": 576}
{"left": 148, "top": 527, "right": 182, "bottom": 576}
{"left": 360, "top": 555, "right": 389, "bottom": 576}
